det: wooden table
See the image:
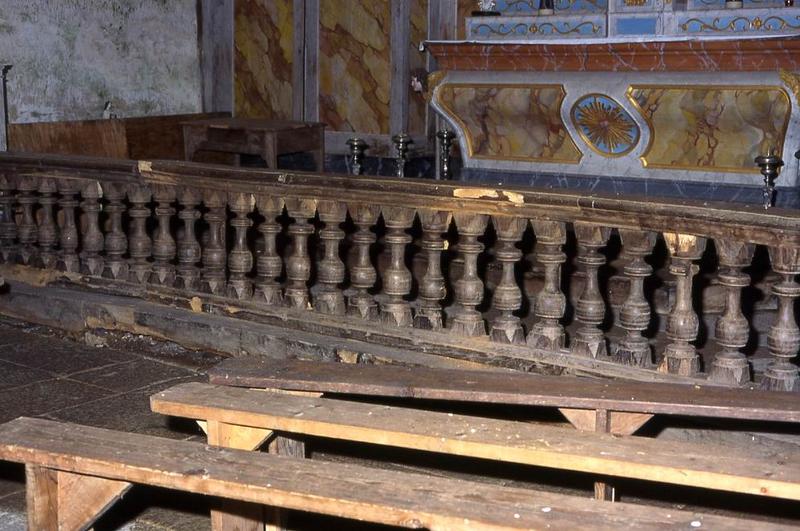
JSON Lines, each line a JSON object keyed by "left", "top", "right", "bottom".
{"left": 182, "top": 118, "right": 325, "bottom": 170}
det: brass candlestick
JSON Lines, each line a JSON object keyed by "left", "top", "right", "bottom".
{"left": 392, "top": 133, "right": 412, "bottom": 178}
{"left": 436, "top": 129, "right": 455, "bottom": 181}
{"left": 755, "top": 150, "right": 784, "bottom": 210}
{"left": 346, "top": 137, "right": 367, "bottom": 176}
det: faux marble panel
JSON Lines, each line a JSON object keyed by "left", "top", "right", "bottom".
{"left": 437, "top": 83, "right": 582, "bottom": 163}
{"left": 234, "top": 0, "right": 293, "bottom": 120}
{"left": 628, "top": 85, "right": 791, "bottom": 173}
{"left": 319, "top": 0, "right": 391, "bottom": 134}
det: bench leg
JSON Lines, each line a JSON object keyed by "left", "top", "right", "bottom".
{"left": 265, "top": 434, "right": 306, "bottom": 531}
{"left": 207, "top": 420, "right": 273, "bottom": 531}
{"left": 558, "top": 409, "right": 653, "bottom": 502}
{"left": 26, "top": 465, "right": 132, "bottom": 530}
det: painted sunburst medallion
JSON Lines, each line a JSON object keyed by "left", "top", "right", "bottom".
{"left": 571, "top": 94, "right": 640, "bottom": 157}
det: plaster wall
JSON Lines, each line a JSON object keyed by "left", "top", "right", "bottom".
{"left": 0, "top": 0, "right": 202, "bottom": 127}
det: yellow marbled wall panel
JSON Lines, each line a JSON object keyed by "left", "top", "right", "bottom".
{"left": 628, "top": 86, "right": 791, "bottom": 173}
{"left": 234, "top": 0, "right": 293, "bottom": 120}
{"left": 408, "top": 0, "right": 428, "bottom": 135}
{"left": 437, "top": 84, "right": 581, "bottom": 163}
{"left": 319, "top": 0, "right": 391, "bottom": 134}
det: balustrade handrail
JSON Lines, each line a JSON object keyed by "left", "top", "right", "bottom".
{"left": 1, "top": 152, "right": 799, "bottom": 391}
{"left": 3, "top": 153, "right": 800, "bottom": 248}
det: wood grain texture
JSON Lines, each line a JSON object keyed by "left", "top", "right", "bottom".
{"left": 1, "top": 418, "right": 788, "bottom": 531}
{"left": 207, "top": 358, "right": 800, "bottom": 422}
{"left": 152, "top": 383, "right": 800, "bottom": 501}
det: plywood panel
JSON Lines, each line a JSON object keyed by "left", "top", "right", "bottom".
{"left": 234, "top": 0, "right": 294, "bottom": 120}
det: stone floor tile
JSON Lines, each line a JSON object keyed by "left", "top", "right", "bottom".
{"left": 0, "top": 341, "right": 129, "bottom": 376}
{"left": 93, "top": 487, "right": 211, "bottom": 531}
{"left": 69, "top": 358, "right": 196, "bottom": 393}
{"left": 46, "top": 376, "right": 205, "bottom": 440}
{"left": 0, "top": 378, "right": 113, "bottom": 423}
{"left": 0, "top": 328, "right": 47, "bottom": 348}
{"left": 0, "top": 360, "right": 53, "bottom": 390}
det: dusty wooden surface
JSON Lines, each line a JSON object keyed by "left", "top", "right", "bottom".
{"left": 208, "top": 358, "right": 800, "bottom": 422}
{"left": 153, "top": 382, "right": 800, "bottom": 501}
{"left": 1, "top": 417, "right": 786, "bottom": 530}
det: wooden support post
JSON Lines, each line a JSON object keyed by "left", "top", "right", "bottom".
{"left": 558, "top": 408, "right": 654, "bottom": 502}
{"left": 25, "top": 465, "right": 131, "bottom": 531}
{"left": 207, "top": 420, "right": 272, "bottom": 531}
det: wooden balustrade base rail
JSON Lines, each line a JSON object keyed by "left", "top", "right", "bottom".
{"left": 0, "top": 266, "right": 715, "bottom": 385}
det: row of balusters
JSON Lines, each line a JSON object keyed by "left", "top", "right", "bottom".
{"left": 0, "top": 175, "right": 798, "bottom": 391}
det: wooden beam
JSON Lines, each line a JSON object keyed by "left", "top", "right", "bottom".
{"left": 207, "top": 420, "right": 273, "bottom": 531}
{"left": 303, "top": 0, "right": 320, "bottom": 123}
{"left": 25, "top": 465, "right": 58, "bottom": 531}
{"left": 198, "top": 0, "right": 234, "bottom": 113}
{"left": 292, "top": 0, "right": 306, "bottom": 120}
{"left": 390, "top": 0, "right": 411, "bottom": 136}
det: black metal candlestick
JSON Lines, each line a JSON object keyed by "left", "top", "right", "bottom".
{"left": 392, "top": 133, "right": 412, "bottom": 178}
{"left": 755, "top": 150, "right": 784, "bottom": 210}
{"left": 436, "top": 129, "right": 455, "bottom": 181}
{"left": 346, "top": 137, "right": 367, "bottom": 176}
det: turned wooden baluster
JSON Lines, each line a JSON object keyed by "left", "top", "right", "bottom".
{"left": 201, "top": 190, "right": 227, "bottom": 295}
{"left": 126, "top": 185, "right": 152, "bottom": 284}
{"left": 414, "top": 209, "right": 451, "bottom": 330}
{"left": 101, "top": 183, "right": 128, "bottom": 280}
{"left": 527, "top": 221, "right": 567, "bottom": 350}
{"left": 380, "top": 206, "right": 415, "bottom": 327}
{"left": 55, "top": 179, "right": 80, "bottom": 273}
{"left": 79, "top": 181, "right": 104, "bottom": 276}
{"left": 450, "top": 213, "right": 489, "bottom": 337}
{"left": 347, "top": 203, "right": 379, "bottom": 320}
{"left": 150, "top": 185, "right": 177, "bottom": 286}
{"left": 227, "top": 192, "right": 254, "bottom": 300}
{"left": 16, "top": 175, "right": 38, "bottom": 265}
{"left": 0, "top": 174, "right": 17, "bottom": 264}
{"left": 254, "top": 195, "right": 284, "bottom": 304}
{"left": 571, "top": 224, "right": 611, "bottom": 358}
{"left": 709, "top": 240, "right": 755, "bottom": 386}
{"left": 315, "top": 200, "right": 346, "bottom": 315}
{"left": 489, "top": 216, "right": 527, "bottom": 344}
{"left": 614, "top": 230, "right": 657, "bottom": 367}
{"left": 284, "top": 197, "right": 317, "bottom": 309}
{"left": 762, "top": 246, "right": 800, "bottom": 392}
{"left": 34, "top": 178, "right": 58, "bottom": 269}
{"left": 659, "top": 233, "right": 707, "bottom": 377}
{"left": 175, "top": 187, "right": 201, "bottom": 290}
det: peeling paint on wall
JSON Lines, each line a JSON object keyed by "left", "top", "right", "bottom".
{"left": 0, "top": 0, "right": 202, "bottom": 124}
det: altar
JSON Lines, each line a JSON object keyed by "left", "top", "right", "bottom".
{"left": 425, "top": 0, "right": 800, "bottom": 206}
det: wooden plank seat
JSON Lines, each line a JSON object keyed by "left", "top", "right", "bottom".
{"left": 0, "top": 418, "right": 783, "bottom": 531}
{"left": 152, "top": 382, "right": 800, "bottom": 502}
{"left": 208, "top": 358, "right": 800, "bottom": 436}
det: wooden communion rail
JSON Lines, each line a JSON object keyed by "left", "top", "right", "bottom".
{"left": 1, "top": 152, "right": 800, "bottom": 389}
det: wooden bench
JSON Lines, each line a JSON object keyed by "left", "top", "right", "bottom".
{"left": 1, "top": 417, "right": 784, "bottom": 531}
{"left": 152, "top": 382, "right": 800, "bottom": 502}
{"left": 208, "top": 358, "right": 800, "bottom": 436}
